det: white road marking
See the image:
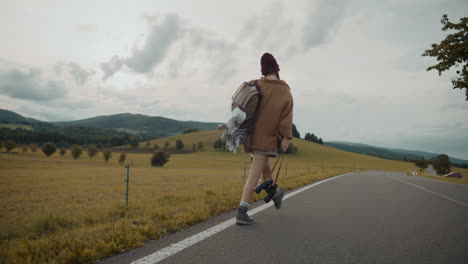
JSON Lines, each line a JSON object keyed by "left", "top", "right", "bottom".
{"left": 413, "top": 175, "right": 468, "bottom": 187}
{"left": 131, "top": 173, "right": 353, "bottom": 264}
{"left": 387, "top": 175, "right": 468, "bottom": 208}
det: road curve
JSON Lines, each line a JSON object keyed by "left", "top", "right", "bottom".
{"left": 100, "top": 171, "right": 468, "bottom": 264}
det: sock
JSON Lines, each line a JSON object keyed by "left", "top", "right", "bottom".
{"left": 239, "top": 201, "right": 250, "bottom": 208}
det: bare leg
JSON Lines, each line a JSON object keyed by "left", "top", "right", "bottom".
{"left": 241, "top": 154, "right": 269, "bottom": 203}
{"left": 261, "top": 158, "right": 272, "bottom": 182}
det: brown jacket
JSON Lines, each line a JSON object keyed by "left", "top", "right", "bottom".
{"left": 243, "top": 77, "right": 293, "bottom": 151}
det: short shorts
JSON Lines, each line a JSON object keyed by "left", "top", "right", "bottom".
{"left": 243, "top": 146, "right": 278, "bottom": 157}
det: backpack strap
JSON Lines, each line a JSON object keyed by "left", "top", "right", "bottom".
{"left": 244, "top": 80, "right": 262, "bottom": 145}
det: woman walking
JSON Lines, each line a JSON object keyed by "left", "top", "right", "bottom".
{"left": 236, "top": 53, "right": 294, "bottom": 225}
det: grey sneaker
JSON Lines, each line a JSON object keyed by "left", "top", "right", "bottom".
{"left": 236, "top": 206, "right": 255, "bottom": 225}
{"left": 272, "top": 188, "right": 284, "bottom": 209}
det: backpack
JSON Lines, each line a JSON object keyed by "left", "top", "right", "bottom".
{"left": 218, "top": 80, "right": 262, "bottom": 152}
{"left": 231, "top": 80, "right": 261, "bottom": 132}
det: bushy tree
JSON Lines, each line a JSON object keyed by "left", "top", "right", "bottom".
{"left": 42, "top": 142, "right": 57, "bottom": 157}
{"left": 279, "top": 142, "right": 298, "bottom": 154}
{"left": 103, "top": 149, "right": 112, "bottom": 162}
{"left": 87, "top": 145, "right": 98, "bottom": 158}
{"left": 5, "top": 140, "right": 16, "bottom": 152}
{"left": 197, "top": 141, "right": 204, "bottom": 152}
{"left": 292, "top": 124, "right": 300, "bottom": 138}
{"left": 151, "top": 151, "right": 170, "bottom": 167}
{"left": 422, "top": 15, "right": 468, "bottom": 101}
{"left": 119, "top": 153, "right": 126, "bottom": 165}
{"left": 415, "top": 159, "right": 429, "bottom": 172}
{"left": 163, "top": 141, "right": 170, "bottom": 151}
{"left": 59, "top": 147, "right": 67, "bottom": 156}
{"left": 213, "top": 140, "right": 226, "bottom": 151}
{"left": 175, "top": 139, "right": 184, "bottom": 151}
{"left": 21, "top": 145, "right": 28, "bottom": 153}
{"left": 153, "top": 143, "right": 159, "bottom": 149}
{"left": 432, "top": 154, "right": 451, "bottom": 175}
{"left": 71, "top": 145, "right": 83, "bottom": 160}
{"left": 304, "top": 132, "right": 324, "bottom": 144}
{"left": 130, "top": 138, "right": 139, "bottom": 148}
{"left": 305, "top": 133, "right": 318, "bottom": 142}
{"left": 30, "top": 144, "right": 38, "bottom": 152}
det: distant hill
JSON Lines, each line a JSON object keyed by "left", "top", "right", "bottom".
{"left": 51, "top": 113, "right": 219, "bottom": 138}
{"left": 326, "top": 141, "right": 468, "bottom": 165}
{"left": 0, "top": 109, "right": 58, "bottom": 131}
{"left": 0, "top": 109, "right": 219, "bottom": 139}
{"left": 0, "top": 109, "right": 40, "bottom": 124}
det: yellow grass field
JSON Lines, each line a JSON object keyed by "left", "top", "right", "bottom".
{"left": 0, "top": 130, "right": 426, "bottom": 263}
{"left": 0, "top": 124, "right": 32, "bottom": 131}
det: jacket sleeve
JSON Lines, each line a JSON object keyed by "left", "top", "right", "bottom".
{"left": 278, "top": 91, "right": 293, "bottom": 140}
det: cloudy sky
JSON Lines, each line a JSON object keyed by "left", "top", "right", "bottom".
{"left": 0, "top": 0, "right": 467, "bottom": 159}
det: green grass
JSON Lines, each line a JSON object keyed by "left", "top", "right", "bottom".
{"left": 0, "top": 130, "right": 417, "bottom": 263}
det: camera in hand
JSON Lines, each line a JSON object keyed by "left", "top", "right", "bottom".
{"left": 254, "top": 179, "right": 278, "bottom": 203}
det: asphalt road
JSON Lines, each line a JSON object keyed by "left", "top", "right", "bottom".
{"left": 100, "top": 171, "right": 468, "bottom": 264}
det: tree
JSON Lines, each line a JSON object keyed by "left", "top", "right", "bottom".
{"left": 130, "top": 139, "right": 139, "bottom": 148}
{"left": 71, "top": 145, "right": 83, "bottom": 160}
{"left": 192, "top": 144, "right": 197, "bottom": 152}
{"left": 414, "top": 159, "right": 428, "bottom": 172}
{"left": 151, "top": 151, "right": 170, "bottom": 167}
{"left": 304, "top": 133, "right": 318, "bottom": 142}
{"left": 154, "top": 143, "right": 159, "bottom": 149}
{"left": 21, "top": 145, "right": 28, "bottom": 153}
{"left": 432, "top": 154, "right": 451, "bottom": 175}
{"left": 30, "top": 144, "right": 38, "bottom": 152}
{"left": 175, "top": 139, "right": 184, "bottom": 152}
{"left": 422, "top": 15, "right": 468, "bottom": 101}
{"left": 42, "top": 142, "right": 57, "bottom": 157}
{"left": 103, "top": 149, "right": 112, "bottom": 162}
{"left": 213, "top": 140, "right": 226, "bottom": 151}
{"left": 59, "top": 147, "right": 67, "bottom": 156}
{"left": 4, "top": 140, "right": 16, "bottom": 152}
{"left": 292, "top": 124, "right": 300, "bottom": 138}
{"left": 197, "top": 141, "right": 204, "bottom": 152}
{"left": 318, "top": 138, "right": 323, "bottom": 145}
{"left": 87, "top": 145, "right": 98, "bottom": 158}
{"left": 119, "top": 153, "right": 126, "bottom": 165}
{"left": 163, "top": 141, "right": 170, "bottom": 151}
{"left": 278, "top": 142, "right": 298, "bottom": 154}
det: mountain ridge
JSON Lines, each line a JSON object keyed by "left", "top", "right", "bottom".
{"left": 326, "top": 141, "right": 468, "bottom": 165}
{"left": 0, "top": 109, "right": 219, "bottom": 138}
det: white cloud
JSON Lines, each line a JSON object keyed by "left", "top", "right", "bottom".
{"left": 66, "top": 62, "right": 95, "bottom": 85}
{"left": 0, "top": 67, "right": 67, "bottom": 101}
{"left": 100, "top": 14, "right": 182, "bottom": 79}
{"left": 301, "top": 0, "right": 349, "bottom": 49}
{"left": 74, "top": 24, "right": 99, "bottom": 32}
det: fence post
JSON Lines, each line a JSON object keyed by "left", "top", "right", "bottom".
{"left": 125, "top": 165, "right": 130, "bottom": 207}
{"left": 242, "top": 161, "right": 247, "bottom": 185}
{"left": 285, "top": 162, "right": 288, "bottom": 178}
